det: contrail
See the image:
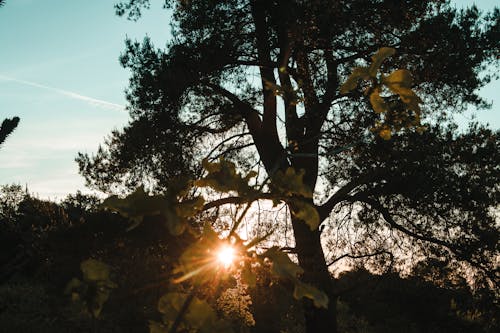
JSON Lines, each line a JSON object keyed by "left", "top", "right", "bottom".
{"left": 0, "top": 74, "right": 126, "bottom": 112}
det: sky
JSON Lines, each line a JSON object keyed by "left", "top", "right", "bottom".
{"left": 0, "top": 0, "right": 498, "bottom": 200}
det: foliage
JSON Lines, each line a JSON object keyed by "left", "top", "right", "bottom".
{"left": 65, "top": 259, "right": 117, "bottom": 317}
{"left": 100, "top": 160, "right": 330, "bottom": 331}
{"left": 0, "top": 116, "right": 20, "bottom": 148}
{"left": 337, "top": 269, "right": 500, "bottom": 333}
{"left": 76, "top": 1, "right": 499, "bottom": 332}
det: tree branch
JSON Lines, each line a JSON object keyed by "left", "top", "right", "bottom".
{"left": 350, "top": 195, "right": 457, "bottom": 251}
{"left": 327, "top": 250, "right": 393, "bottom": 267}
{"left": 317, "top": 173, "right": 379, "bottom": 221}
{"left": 202, "top": 193, "right": 274, "bottom": 211}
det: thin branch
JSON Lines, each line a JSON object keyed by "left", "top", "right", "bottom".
{"left": 202, "top": 193, "right": 275, "bottom": 211}
{"left": 327, "top": 250, "right": 393, "bottom": 267}
{"left": 211, "top": 143, "right": 255, "bottom": 160}
{"left": 350, "top": 195, "right": 456, "bottom": 250}
{"left": 205, "top": 132, "right": 251, "bottom": 159}
{"left": 168, "top": 289, "right": 196, "bottom": 333}
{"left": 317, "top": 172, "right": 381, "bottom": 221}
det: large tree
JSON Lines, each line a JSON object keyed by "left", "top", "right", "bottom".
{"left": 78, "top": 1, "right": 499, "bottom": 332}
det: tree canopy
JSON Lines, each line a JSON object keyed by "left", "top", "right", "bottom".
{"left": 77, "top": 1, "right": 499, "bottom": 332}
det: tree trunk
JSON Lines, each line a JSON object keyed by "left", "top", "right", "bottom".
{"left": 291, "top": 214, "right": 337, "bottom": 333}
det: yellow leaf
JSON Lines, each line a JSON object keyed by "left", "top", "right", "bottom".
{"left": 379, "top": 128, "right": 392, "bottom": 140}
{"left": 383, "top": 69, "right": 413, "bottom": 88}
{"left": 340, "top": 67, "right": 370, "bottom": 94}
{"left": 369, "top": 88, "right": 389, "bottom": 114}
{"left": 369, "top": 47, "right": 396, "bottom": 77}
{"left": 383, "top": 69, "right": 422, "bottom": 113}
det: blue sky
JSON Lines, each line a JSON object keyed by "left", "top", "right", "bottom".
{"left": 0, "top": 0, "right": 498, "bottom": 200}
{"left": 0, "top": 0, "right": 170, "bottom": 199}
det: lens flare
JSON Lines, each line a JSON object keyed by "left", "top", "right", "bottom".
{"left": 216, "top": 245, "right": 235, "bottom": 268}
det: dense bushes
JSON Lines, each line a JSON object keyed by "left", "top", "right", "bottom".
{"left": 0, "top": 186, "right": 497, "bottom": 332}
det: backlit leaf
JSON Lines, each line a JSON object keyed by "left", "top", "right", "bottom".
{"left": 158, "top": 292, "right": 218, "bottom": 329}
{"left": 271, "top": 167, "right": 312, "bottom": 198}
{"left": 340, "top": 67, "right": 370, "bottom": 94}
{"left": 369, "top": 47, "right": 396, "bottom": 77}
{"left": 264, "top": 247, "right": 303, "bottom": 279}
{"left": 293, "top": 280, "right": 329, "bottom": 309}
{"left": 196, "top": 158, "right": 257, "bottom": 195}
{"left": 102, "top": 186, "right": 166, "bottom": 229}
{"left": 383, "top": 69, "right": 422, "bottom": 113}
{"left": 291, "top": 200, "right": 320, "bottom": 230}
{"left": 369, "top": 88, "right": 389, "bottom": 114}
{"left": 383, "top": 69, "right": 413, "bottom": 88}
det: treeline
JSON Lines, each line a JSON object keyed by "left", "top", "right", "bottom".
{"left": 0, "top": 184, "right": 497, "bottom": 333}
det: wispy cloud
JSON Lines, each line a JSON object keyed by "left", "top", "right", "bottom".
{"left": 0, "top": 74, "right": 126, "bottom": 112}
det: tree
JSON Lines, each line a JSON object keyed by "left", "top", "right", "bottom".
{"left": 78, "top": 1, "right": 499, "bottom": 332}
{"left": 0, "top": 117, "right": 20, "bottom": 148}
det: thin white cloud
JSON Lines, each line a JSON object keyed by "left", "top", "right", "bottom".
{"left": 0, "top": 74, "right": 126, "bottom": 112}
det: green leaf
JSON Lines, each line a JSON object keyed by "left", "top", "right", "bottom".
{"left": 369, "top": 88, "right": 389, "bottom": 114}
{"left": 162, "top": 196, "right": 205, "bottom": 236}
{"left": 184, "top": 296, "right": 217, "bottom": 328}
{"left": 175, "top": 197, "right": 205, "bottom": 217}
{"left": 101, "top": 186, "right": 166, "bottom": 229}
{"left": 263, "top": 248, "right": 329, "bottom": 309}
{"left": 340, "top": 67, "right": 370, "bottom": 94}
{"left": 91, "top": 283, "right": 113, "bottom": 317}
{"left": 64, "top": 278, "right": 82, "bottom": 295}
{"left": 102, "top": 184, "right": 203, "bottom": 235}
{"left": 158, "top": 292, "right": 217, "bottom": 329}
{"left": 264, "top": 247, "right": 303, "bottom": 279}
{"left": 271, "top": 167, "right": 312, "bottom": 198}
{"left": 80, "top": 259, "right": 110, "bottom": 282}
{"left": 158, "top": 292, "right": 185, "bottom": 316}
{"left": 196, "top": 158, "right": 257, "bottom": 195}
{"left": 369, "top": 47, "right": 396, "bottom": 77}
{"left": 291, "top": 200, "right": 320, "bottom": 230}
{"left": 293, "top": 280, "right": 329, "bottom": 309}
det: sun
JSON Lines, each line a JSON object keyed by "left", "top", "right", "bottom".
{"left": 216, "top": 245, "right": 236, "bottom": 268}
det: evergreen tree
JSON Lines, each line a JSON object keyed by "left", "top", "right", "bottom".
{"left": 77, "top": 1, "right": 499, "bottom": 332}
{"left": 0, "top": 117, "right": 20, "bottom": 148}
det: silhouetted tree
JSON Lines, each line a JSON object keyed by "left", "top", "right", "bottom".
{"left": 78, "top": 1, "right": 499, "bottom": 332}
{"left": 0, "top": 117, "right": 20, "bottom": 148}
